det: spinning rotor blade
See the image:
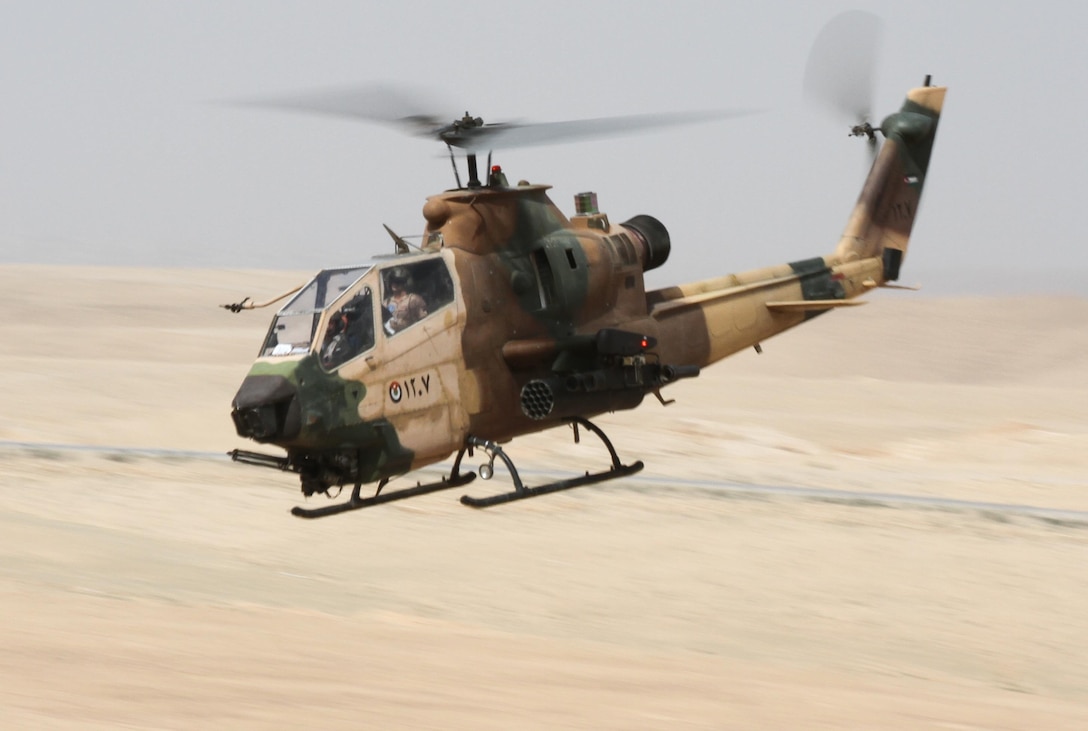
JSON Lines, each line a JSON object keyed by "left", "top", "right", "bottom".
{"left": 802, "top": 10, "right": 884, "bottom": 124}
{"left": 452, "top": 110, "right": 755, "bottom": 153}
{"left": 230, "top": 83, "right": 754, "bottom": 152}
{"left": 231, "top": 83, "right": 451, "bottom": 137}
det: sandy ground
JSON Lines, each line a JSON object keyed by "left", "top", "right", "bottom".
{"left": 1, "top": 264, "right": 1087, "bottom": 729}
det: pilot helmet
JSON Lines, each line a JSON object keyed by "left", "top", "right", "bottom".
{"left": 388, "top": 267, "right": 410, "bottom": 286}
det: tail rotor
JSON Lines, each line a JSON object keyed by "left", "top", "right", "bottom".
{"left": 802, "top": 10, "right": 885, "bottom": 165}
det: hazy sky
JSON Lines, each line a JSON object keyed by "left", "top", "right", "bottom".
{"left": 2, "top": 1, "right": 1086, "bottom": 295}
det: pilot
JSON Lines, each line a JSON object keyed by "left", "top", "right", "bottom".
{"left": 383, "top": 267, "right": 428, "bottom": 334}
{"left": 321, "top": 291, "right": 374, "bottom": 367}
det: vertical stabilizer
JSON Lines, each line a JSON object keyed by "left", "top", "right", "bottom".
{"left": 835, "top": 84, "right": 945, "bottom": 281}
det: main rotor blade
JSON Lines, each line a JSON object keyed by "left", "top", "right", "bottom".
{"left": 802, "top": 10, "right": 884, "bottom": 122}
{"left": 230, "top": 83, "right": 451, "bottom": 136}
{"left": 227, "top": 83, "right": 754, "bottom": 152}
{"left": 449, "top": 110, "right": 757, "bottom": 152}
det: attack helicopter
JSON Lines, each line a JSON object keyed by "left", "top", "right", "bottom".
{"left": 224, "top": 20, "right": 945, "bottom": 518}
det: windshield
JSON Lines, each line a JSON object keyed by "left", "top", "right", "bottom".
{"left": 319, "top": 285, "right": 376, "bottom": 370}
{"left": 261, "top": 266, "right": 371, "bottom": 357}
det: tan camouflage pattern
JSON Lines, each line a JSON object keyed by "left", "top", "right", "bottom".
{"left": 233, "top": 83, "right": 945, "bottom": 491}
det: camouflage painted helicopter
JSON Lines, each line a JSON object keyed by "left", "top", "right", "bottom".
{"left": 225, "top": 23, "right": 944, "bottom": 518}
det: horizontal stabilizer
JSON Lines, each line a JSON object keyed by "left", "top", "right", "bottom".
{"left": 766, "top": 299, "right": 867, "bottom": 313}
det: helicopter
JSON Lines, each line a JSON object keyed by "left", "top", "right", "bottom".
{"left": 224, "top": 23, "right": 945, "bottom": 518}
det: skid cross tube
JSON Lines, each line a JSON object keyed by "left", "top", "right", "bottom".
{"left": 459, "top": 417, "right": 643, "bottom": 508}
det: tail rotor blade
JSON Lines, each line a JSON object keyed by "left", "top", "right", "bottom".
{"left": 802, "top": 10, "right": 884, "bottom": 123}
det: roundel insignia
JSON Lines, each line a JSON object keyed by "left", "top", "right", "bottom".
{"left": 388, "top": 381, "right": 403, "bottom": 403}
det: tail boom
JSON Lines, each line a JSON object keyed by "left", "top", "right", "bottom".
{"left": 647, "top": 82, "right": 944, "bottom": 371}
{"left": 648, "top": 254, "right": 882, "bottom": 368}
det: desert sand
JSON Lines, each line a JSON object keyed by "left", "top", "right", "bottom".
{"left": 1, "top": 263, "right": 1087, "bottom": 729}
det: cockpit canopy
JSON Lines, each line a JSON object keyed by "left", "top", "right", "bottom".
{"left": 260, "top": 266, "right": 372, "bottom": 358}
{"left": 259, "top": 256, "right": 455, "bottom": 371}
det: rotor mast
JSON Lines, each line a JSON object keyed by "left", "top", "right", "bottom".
{"left": 438, "top": 112, "right": 487, "bottom": 189}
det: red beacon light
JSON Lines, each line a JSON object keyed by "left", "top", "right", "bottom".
{"left": 488, "top": 164, "right": 508, "bottom": 187}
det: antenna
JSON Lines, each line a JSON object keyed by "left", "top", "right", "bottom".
{"left": 446, "top": 144, "right": 462, "bottom": 188}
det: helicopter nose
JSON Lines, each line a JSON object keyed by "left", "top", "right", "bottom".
{"left": 231, "top": 374, "right": 301, "bottom": 443}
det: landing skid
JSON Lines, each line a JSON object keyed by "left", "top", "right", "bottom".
{"left": 291, "top": 449, "right": 475, "bottom": 519}
{"left": 460, "top": 417, "right": 643, "bottom": 508}
{"left": 236, "top": 418, "right": 640, "bottom": 517}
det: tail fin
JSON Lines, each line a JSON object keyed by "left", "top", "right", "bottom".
{"left": 835, "top": 83, "right": 945, "bottom": 281}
